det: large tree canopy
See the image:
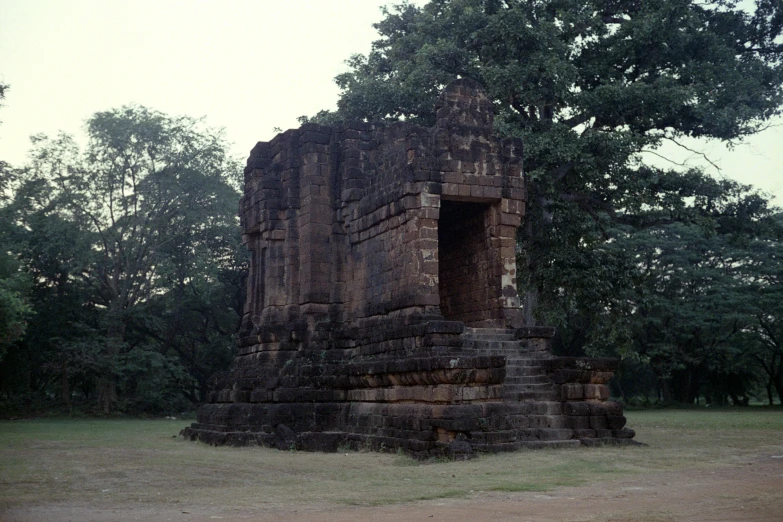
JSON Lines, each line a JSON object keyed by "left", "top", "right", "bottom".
{"left": 307, "top": 0, "right": 783, "bottom": 403}
{"left": 315, "top": 0, "right": 783, "bottom": 305}
{"left": 332, "top": 0, "right": 783, "bottom": 136}
{"left": 311, "top": 0, "right": 783, "bottom": 315}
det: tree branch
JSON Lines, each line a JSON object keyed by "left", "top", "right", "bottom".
{"left": 551, "top": 161, "right": 574, "bottom": 182}
{"left": 663, "top": 136, "right": 723, "bottom": 173}
{"left": 561, "top": 113, "right": 591, "bottom": 129}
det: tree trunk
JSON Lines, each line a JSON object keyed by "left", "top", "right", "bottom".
{"left": 522, "top": 290, "right": 538, "bottom": 327}
{"left": 660, "top": 377, "right": 672, "bottom": 403}
{"left": 97, "top": 377, "right": 117, "bottom": 414}
{"left": 520, "top": 192, "right": 541, "bottom": 327}
{"left": 669, "top": 370, "right": 691, "bottom": 403}
{"left": 769, "top": 352, "right": 783, "bottom": 406}
{"left": 614, "top": 373, "right": 628, "bottom": 404}
{"left": 729, "top": 393, "right": 749, "bottom": 406}
{"left": 61, "top": 360, "right": 70, "bottom": 404}
{"left": 97, "top": 311, "right": 125, "bottom": 413}
{"left": 774, "top": 375, "right": 783, "bottom": 406}
{"left": 767, "top": 377, "right": 775, "bottom": 406}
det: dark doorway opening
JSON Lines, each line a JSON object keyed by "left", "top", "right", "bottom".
{"left": 438, "top": 200, "right": 491, "bottom": 326}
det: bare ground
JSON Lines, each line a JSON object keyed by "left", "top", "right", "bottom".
{"left": 3, "top": 452, "right": 781, "bottom": 521}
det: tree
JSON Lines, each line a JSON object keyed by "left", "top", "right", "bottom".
{"left": 622, "top": 222, "right": 755, "bottom": 404}
{"left": 539, "top": 172, "right": 781, "bottom": 404}
{"left": 734, "top": 212, "right": 783, "bottom": 404}
{"left": 310, "top": 0, "right": 783, "bottom": 323}
{"left": 0, "top": 81, "right": 32, "bottom": 360}
{"left": 0, "top": 183, "right": 31, "bottom": 358}
{"left": 5, "top": 106, "right": 242, "bottom": 412}
{"left": 308, "top": 1, "right": 783, "bottom": 403}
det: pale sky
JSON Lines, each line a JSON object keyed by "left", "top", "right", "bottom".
{"left": 1, "top": 0, "right": 781, "bottom": 203}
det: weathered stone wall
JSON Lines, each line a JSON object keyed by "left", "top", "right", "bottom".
{"left": 182, "top": 79, "right": 635, "bottom": 457}
{"left": 237, "top": 78, "right": 525, "bottom": 349}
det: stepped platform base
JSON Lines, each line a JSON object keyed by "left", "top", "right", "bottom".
{"left": 182, "top": 327, "right": 636, "bottom": 458}
{"left": 181, "top": 425, "right": 640, "bottom": 459}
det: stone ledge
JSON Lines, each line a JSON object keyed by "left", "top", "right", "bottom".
{"left": 544, "top": 357, "right": 620, "bottom": 373}
{"left": 515, "top": 326, "right": 556, "bottom": 339}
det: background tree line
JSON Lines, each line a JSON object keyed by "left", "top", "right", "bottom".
{"left": 2, "top": 0, "right": 783, "bottom": 413}
{"left": 0, "top": 89, "right": 247, "bottom": 414}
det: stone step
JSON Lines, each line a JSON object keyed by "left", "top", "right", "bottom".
{"left": 524, "top": 428, "right": 576, "bottom": 441}
{"left": 475, "top": 356, "right": 524, "bottom": 362}
{"left": 506, "top": 358, "right": 550, "bottom": 367}
{"left": 504, "top": 375, "right": 552, "bottom": 385}
{"left": 472, "top": 350, "right": 523, "bottom": 356}
{"left": 506, "top": 390, "right": 561, "bottom": 401}
{"left": 463, "top": 328, "right": 515, "bottom": 335}
{"left": 470, "top": 347, "right": 522, "bottom": 353}
{"left": 514, "top": 439, "right": 582, "bottom": 449}
{"left": 503, "top": 382, "right": 557, "bottom": 392}
{"left": 463, "top": 338, "right": 520, "bottom": 345}
{"left": 465, "top": 429, "right": 520, "bottom": 445}
{"left": 471, "top": 348, "right": 533, "bottom": 356}
{"left": 461, "top": 336, "right": 522, "bottom": 346}
{"left": 504, "top": 366, "right": 547, "bottom": 378}
{"left": 461, "top": 337, "right": 522, "bottom": 346}
{"left": 502, "top": 401, "right": 564, "bottom": 416}
{"left": 463, "top": 338, "right": 517, "bottom": 346}
{"left": 462, "top": 328, "right": 517, "bottom": 342}
{"left": 504, "top": 360, "right": 547, "bottom": 368}
{"left": 464, "top": 343, "right": 522, "bottom": 352}
{"left": 527, "top": 414, "right": 571, "bottom": 429}
{"left": 470, "top": 439, "right": 581, "bottom": 453}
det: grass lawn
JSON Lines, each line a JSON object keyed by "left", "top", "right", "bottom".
{"left": 0, "top": 408, "right": 781, "bottom": 514}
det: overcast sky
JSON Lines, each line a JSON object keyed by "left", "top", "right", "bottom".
{"left": 1, "top": 0, "right": 781, "bottom": 203}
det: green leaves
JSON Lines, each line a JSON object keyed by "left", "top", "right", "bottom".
{"left": 1, "top": 105, "right": 244, "bottom": 413}
{"left": 323, "top": 0, "right": 783, "bottom": 403}
{"left": 0, "top": 278, "right": 30, "bottom": 357}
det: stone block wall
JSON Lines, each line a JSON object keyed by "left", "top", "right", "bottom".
{"left": 182, "top": 79, "right": 635, "bottom": 457}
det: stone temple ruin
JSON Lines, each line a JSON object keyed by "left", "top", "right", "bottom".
{"left": 182, "top": 79, "right": 635, "bottom": 457}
